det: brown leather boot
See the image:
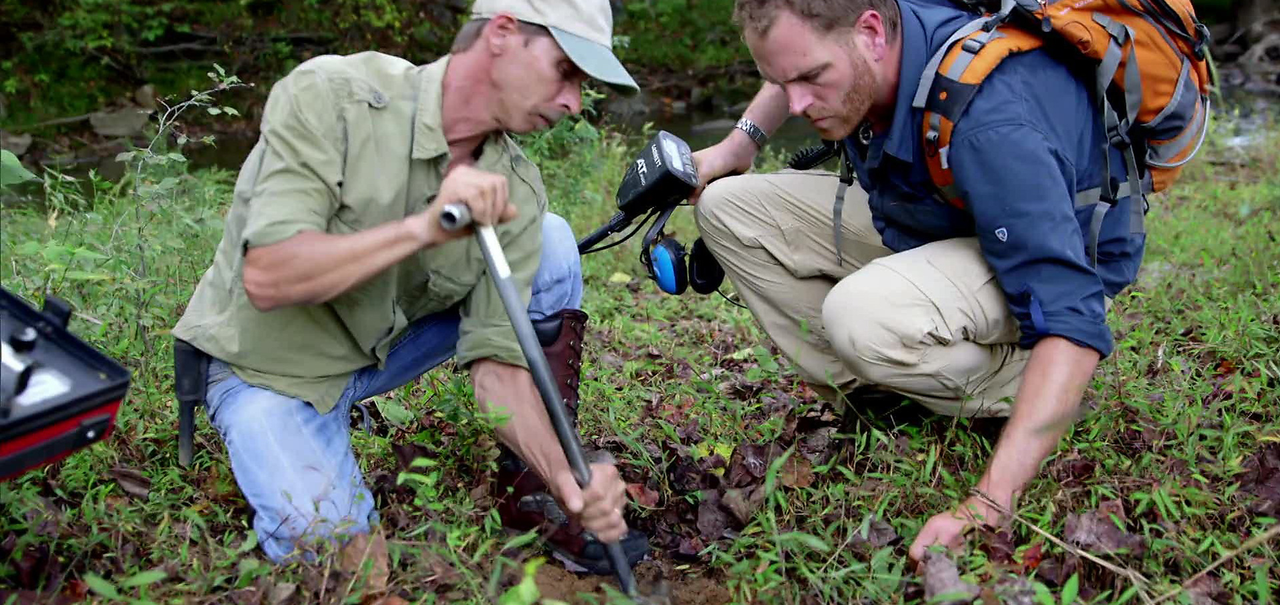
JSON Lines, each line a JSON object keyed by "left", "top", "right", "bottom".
{"left": 494, "top": 309, "right": 649, "bottom": 574}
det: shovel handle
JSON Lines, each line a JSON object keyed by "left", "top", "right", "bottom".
{"left": 440, "top": 203, "right": 638, "bottom": 596}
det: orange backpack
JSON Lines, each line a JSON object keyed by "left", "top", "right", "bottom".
{"left": 913, "top": 0, "right": 1213, "bottom": 262}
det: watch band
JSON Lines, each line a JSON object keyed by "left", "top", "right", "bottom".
{"left": 734, "top": 118, "right": 768, "bottom": 149}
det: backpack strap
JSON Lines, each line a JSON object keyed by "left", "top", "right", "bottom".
{"left": 917, "top": 9, "right": 1158, "bottom": 267}
{"left": 1075, "top": 174, "right": 1150, "bottom": 266}
{"left": 915, "top": 12, "right": 1045, "bottom": 209}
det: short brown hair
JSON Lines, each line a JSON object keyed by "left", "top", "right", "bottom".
{"left": 733, "top": 0, "right": 901, "bottom": 42}
{"left": 451, "top": 18, "right": 552, "bottom": 53}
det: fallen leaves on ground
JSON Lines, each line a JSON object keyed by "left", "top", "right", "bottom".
{"left": 108, "top": 466, "right": 151, "bottom": 499}
{"left": 779, "top": 455, "right": 814, "bottom": 488}
{"left": 339, "top": 531, "right": 390, "bottom": 595}
{"left": 1240, "top": 442, "right": 1280, "bottom": 516}
{"left": 920, "top": 551, "right": 980, "bottom": 604}
{"left": 1064, "top": 500, "right": 1146, "bottom": 556}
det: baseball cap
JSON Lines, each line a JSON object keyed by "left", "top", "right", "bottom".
{"left": 470, "top": 0, "right": 640, "bottom": 94}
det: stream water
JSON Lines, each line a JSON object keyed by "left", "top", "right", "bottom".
{"left": 165, "top": 111, "right": 823, "bottom": 177}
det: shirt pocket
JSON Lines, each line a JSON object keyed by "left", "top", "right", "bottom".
{"left": 400, "top": 248, "right": 483, "bottom": 321}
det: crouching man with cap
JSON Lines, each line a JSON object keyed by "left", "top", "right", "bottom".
{"left": 171, "top": 0, "right": 650, "bottom": 572}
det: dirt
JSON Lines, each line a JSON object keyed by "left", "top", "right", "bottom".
{"left": 535, "top": 560, "right": 731, "bottom": 605}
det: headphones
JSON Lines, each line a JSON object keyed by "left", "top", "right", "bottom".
{"left": 576, "top": 130, "right": 727, "bottom": 297}
{"left": 639, "top": 206, "right": 725, "bottom": 296}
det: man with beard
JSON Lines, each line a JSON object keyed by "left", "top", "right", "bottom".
{"left": 172, "top": 0, "right": 650, "bottom": 572}
{"left": 690, "top": 0, "right": 1148, "bottom": 559}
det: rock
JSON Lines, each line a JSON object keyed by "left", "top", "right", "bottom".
{"left": 1238, "top": 33, "right": 1280, "bottom": 96}
{"left": 1237, "top": 0, "right": 1280, "bottom": 46}
{"left": 135, "top": 84, "right": 157, "bottom": 112}
{"left": 602, "top": 91, "right": 654, "bottom": 120}
{"left": 690, "top": 86, "right": 711, "bottom": 109}
{"left": 1241, "top": 32, "right": 1280, "bottom": 67}
{"left": 690, "top": 118, "right": 736, "bottom": 135}
{"left": 1, "top": 131, "right": 32, "bottom": 156}
{"left": 89, "top": 108, "right": 151, "bottom": 137}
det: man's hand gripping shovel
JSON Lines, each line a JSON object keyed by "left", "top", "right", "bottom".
{"left": 440, "top": 204, "right": 669, "bottom": 604}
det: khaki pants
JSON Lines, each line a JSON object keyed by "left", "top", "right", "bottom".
{"left": 695, "top": 170, "right": 1029, "bottom": 417}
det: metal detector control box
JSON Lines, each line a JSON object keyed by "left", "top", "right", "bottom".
{"left": 0, "top": 288, "right": 130, "bottom": 481}
{"left": 615, "top": 130, "right": 698, "bottom": 216}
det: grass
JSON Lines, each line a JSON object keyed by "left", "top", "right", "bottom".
{"left": 1, "top": 109, "right": 1278, "bottom": 604}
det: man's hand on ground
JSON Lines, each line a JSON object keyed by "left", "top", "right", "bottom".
{"left": 908, "top": 494, "right": 1007, "bottom": 562}
{"left": 551, "top": 462, "right": 629, "bottom": 543}
{"left": 408, "top": 164, "right": 518, "bottom": 246}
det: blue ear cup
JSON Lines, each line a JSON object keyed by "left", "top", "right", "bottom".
{"left": 650, "top": 238, "right": 688, "bottom": 295}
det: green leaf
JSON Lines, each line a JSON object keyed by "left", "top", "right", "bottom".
{"left": 120, "top": 568, "right": 167, "bottom": 588}
{"left": 763, "top": 446, "right": 793, "bottom": 496}
{"left": 235, "top": 531, "right": 259, "bottom": 554}
{"left": 83, "top": 573, "right": 121, "bottom": 599}
{"left": 64, "top": 271, "right": 112, "bottom": 281}
{"left": 497, "top": 558, "right": 543, "bottom": 605}
{"left": 1061, "top": 573, "right": 1079, "bottom": 605}
{"left": 931, "top": 591, "right": 979, "bottom": 603}
{"left": 1, "top": 149, "right": 39, "bottom": 188}
{"left": 165, "top": 152, "right": 186, "bottom": 162}
{"left": 777, "top": 531, "right": 831, "bottom": 553}
{"left": 214, "top": 63, "right": 226, "bottom": 76}
{"left": 207, "top": 107, "right": 222, "bottom": 115}
{"left": 501, "top": 530, "right": 540, "bottom": 552}
{"left": 72, "top": 247, "right": 108, "bottom": 261}
{"left": 157, "top": 177, "right": 180, "bottom": 191}
{"left": 1032, "top": 581, "right": 1055, "bottom": 605}
{"left": 221, "top": 106, "right": 240, "bottom": 117}
{"left": 374, "top": 398, "right": 414, "bottom": 429}
{"left": 115, "top": 151, "right": 138, "bottom": 163}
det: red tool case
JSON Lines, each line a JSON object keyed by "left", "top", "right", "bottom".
{"left": 1, "top": 288, "right": 131, "bottom": 481}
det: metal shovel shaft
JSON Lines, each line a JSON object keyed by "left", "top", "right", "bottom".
{"left": 440, "top": 204, "right": 638, "bottom": 596}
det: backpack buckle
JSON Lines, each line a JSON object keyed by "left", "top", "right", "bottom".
{"left": 1108, "top": 128, "right": 1131, "bottom": 149}
{"left": 1192, "top": 23, "right": 1210, "bottom": 61}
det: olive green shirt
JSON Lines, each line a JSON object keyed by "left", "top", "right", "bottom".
{"left": 173, "top": 52, "right": 547, "bottom": 414}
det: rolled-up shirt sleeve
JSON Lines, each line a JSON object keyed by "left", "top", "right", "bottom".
{"left": 241, "top": 68, "right": 344, "bottom": 249}
{"left": 453, "top": 207, "right": 543, "bottom": 370}
{"left": 949, "top": 123, "right": 1114, "bottom": 356}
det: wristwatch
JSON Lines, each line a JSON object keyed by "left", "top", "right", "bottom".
{"left": 734, "top": 118, "right": 768, "bottom": 149}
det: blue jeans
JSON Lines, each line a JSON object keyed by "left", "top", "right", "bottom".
{"left": 205, "top": 214, "right": 583, "bottom": 563}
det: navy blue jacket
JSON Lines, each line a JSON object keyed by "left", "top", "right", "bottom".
{"left": 844, "top": 0, "right": 1146, "bottom": 357}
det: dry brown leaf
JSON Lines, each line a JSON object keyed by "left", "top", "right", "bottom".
{"left": 780, "top": 455, "right": 815, "bottom": 488}
{"left": 696, "top": 491, "right": 731, "bottom": 540}
{"left": 268, "top": 582, "right": 297, "bottom": 605}
{"left": 921, "top": 551, "right": 979, "bottom": 604}
{"left": 627, "top": 483, "right": 661, "bottom": 508}
{"left": 340, "top": 531, "right": 390, "bottom": 594}
{"left": 850, "top": 515, "right": 898, "bottom": 550}
{"left": 108, "top": 467, "right": 151, "bottom": 499}
{"left": 721, "top": 486, "right": 765, "bottom": 525}
{"left": 367, "top": 596, "right": 410, "bottom": 605}
{"left": 1064, "top": 501, "right": 1146, "bottom": 556}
